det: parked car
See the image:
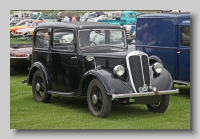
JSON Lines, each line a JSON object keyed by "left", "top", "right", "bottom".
{"left": 10, "top": 44, "right": 32, "bottom": 75}
{"left": 10, "top": 21, "right": 32, "bottom": 33}
{"left": 22, "top": 22, "right": 179, "bottom": 118}
{"left": 104, "top": 11, "right": 122, "bottom": 19}
{"left": 13, "top": 20, "right": 45, "bottom": 38}
{"left": 10, "top": 17, "right": 27, "bottom": 26}
{"left": 11, "top": 20, "right": 45, "bottom": 38}
{"left": 80, "top": 12, "right": 96, "bottom": 22}
{"left": 86, "top": 15, "right": 112, "bottom": 22}
{"left": 135, "top": 12, "right": 190, "bottom": 85}
{"left": 99, "top": 11, "right": 139, "bottom": 25}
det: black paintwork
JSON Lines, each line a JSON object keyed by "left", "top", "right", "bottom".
{"left": 28, "top": 22, "right": 173, "bottom": 97}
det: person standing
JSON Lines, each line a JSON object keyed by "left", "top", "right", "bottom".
{"left": 71, "top": 15, "right": 77, "bottom": 22}
{"left": 63, "top": 15, "right": 70, "bottom": 22}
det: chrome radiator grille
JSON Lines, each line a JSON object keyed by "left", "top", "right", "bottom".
{"left": 127, "top": 53, "right": 150, "bottom": 93}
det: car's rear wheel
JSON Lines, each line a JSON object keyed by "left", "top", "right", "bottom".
{"left": 87, "top": 78, "right": 112, "bottom": 118}
{"left": 32, "top": 70, "right": 51, "bottom": 103}
{"left": 146, "top": 94, "right": 170, "bottom": 113}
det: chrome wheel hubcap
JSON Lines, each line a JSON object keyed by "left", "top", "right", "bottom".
{"left": 36, "top": 83, "right": 40, "bottom": 91}
{"left": 92, "top": 94, "right": 98, "bottom": 104}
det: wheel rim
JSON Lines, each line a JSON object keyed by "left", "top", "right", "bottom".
{"left": 35, "top": 75, "right": 45, "bottom": 97}
{"left": 90, "top": 85, "right": 103, "bottom": 113}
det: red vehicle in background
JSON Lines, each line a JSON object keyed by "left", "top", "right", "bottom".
{"left": 11, "top": 19, "right": 45, "bottom": 37}
{"left": 10, "top": 44, "right": 32, "bottom": 75}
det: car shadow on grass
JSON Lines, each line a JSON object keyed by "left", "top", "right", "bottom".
{"left": 47, "top": 96, "right": 153, "bottom": 118}
{"left": 174, "top": 84, "right": 190, "bottom": 98}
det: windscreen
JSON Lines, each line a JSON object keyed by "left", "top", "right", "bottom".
{"left": 78, "top": 29, "right": 126, "bottom": 49}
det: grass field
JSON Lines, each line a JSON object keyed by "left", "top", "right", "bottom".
{"left": 10, "top": 71, "right": 190, "bottom": 129}
{"left": 10, "top": 37, "right": 32, "bottom": 44}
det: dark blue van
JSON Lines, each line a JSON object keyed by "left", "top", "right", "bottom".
{"left": 135, "top": 12, "right": 190, "bottom": 84}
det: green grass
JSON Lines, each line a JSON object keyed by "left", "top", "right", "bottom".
{"left": 10, "top": 72, "right": 190, "bottom": 129}
{"left": 10, "top": 37, "right": 32, "bottom": 45}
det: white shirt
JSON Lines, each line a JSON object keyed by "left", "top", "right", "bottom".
{"left": 63, "top": 16, "right": 70, "bottom": 22}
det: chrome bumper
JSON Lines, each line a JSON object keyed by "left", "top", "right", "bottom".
{"left": 112, "top": 89, "right": 179, "bottom": 100}
{"left": 11, "top": 32, "right": 23, "bottom": 37}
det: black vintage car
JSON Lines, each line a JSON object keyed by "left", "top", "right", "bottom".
{"left": 23, "top": 22, "right": 179, "bottom": 118}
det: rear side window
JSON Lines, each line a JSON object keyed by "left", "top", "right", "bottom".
{"left": 53, "top": 30, "right": 75, "bottom": 51}
{"left": 35, "top": 29, "right": 49, "bottom": 49}
{"left": 181, "top": 27, "right": 190, "bottom": 46}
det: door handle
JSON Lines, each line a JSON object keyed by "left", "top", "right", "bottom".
{"left": 177, "top": 51, "right": 181, "bottom": 54}
{"left": 71, "top": 56, "right": 77, "bottom": 59}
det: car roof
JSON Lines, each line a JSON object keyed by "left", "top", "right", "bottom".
{"left": 137, "top": 12, "right": 190, "bottom": 19}
{"left": 122, "top": 11, "right": 138, "bottom": 14}
{"left": 178, "top": 20, "right": 190, "bottom": 25}
{"left": 35, "top": 22, "right": 123, "bottom": 29}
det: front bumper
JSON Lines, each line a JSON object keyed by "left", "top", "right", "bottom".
{"left": 112, "top": 89, "right": 179, "bottom": 100}
{"left": 11, "top": 32, "right": 23, "bottom": 37}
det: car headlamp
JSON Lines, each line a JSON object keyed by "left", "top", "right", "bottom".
{"left": 152, "top": 62, "right": 163, "bottom": 74}
{"left": 113, "top": 65, "right": 125, "bottom": 77}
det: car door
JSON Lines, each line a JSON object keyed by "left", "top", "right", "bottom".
{"left": 177, "top": 23, "right": 190, "bottom": 82}
{"left": 50, "top": 29, "right": 82, "bottom": 92}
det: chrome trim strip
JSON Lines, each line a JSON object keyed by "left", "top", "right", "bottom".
{"left": 10, "top": 57, "right": 28, "bottom": 59}
{"left": 139, "top": 55, "right": 146, "bottom": 88}
{"left": 112, "top": 89, "right": 179, "bottom": 100}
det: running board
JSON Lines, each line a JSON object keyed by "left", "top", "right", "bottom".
{"left": 173, "top": 80, "right": 190, "bottom": 85}
{"left": 48, "top": 91, "right": 75, "bottom": 97}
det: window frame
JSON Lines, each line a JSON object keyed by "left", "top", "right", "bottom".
{"left": 180, "top": 26, "right": 190, "bottom": 47}
{"left": 34, "top": 28, "right": 50, "bottom": 50}
{"left": 52, "top": 28, "right": 75, "bottom": 52}
{"left": 78, "top": 29, "right": 127, "bottom": 50}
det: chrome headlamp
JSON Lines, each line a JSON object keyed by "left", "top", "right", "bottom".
{"left": 152, "top": 62, "right": 163, "bottom": 74}
{"left": 113, "top": 65, "right": 125, "bottom": 77}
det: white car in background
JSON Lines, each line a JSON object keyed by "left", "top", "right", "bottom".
{"left": 80, "top": 12, "right": 96, "bottom": 22}
{"left": 86, "top": 15, "right": 113, "bottom": 22}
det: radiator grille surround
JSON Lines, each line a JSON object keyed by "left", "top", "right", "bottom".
{"left": 126, "top": 51, "right": 151, "bottom": 93}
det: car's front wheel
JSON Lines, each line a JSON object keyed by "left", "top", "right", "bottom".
{"left": 87, "top": 79, "right": 112, "bottom": 118}
{"left": 32, "top": 70, "right": 51, "bottom": 103}
{"left": 146, "top": 94, "right": 170, "bottom": 113}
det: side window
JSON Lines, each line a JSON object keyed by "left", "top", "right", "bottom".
{"left": 121, "top": 13, "right": 125, "bottom": 17}
{"left": 128, "top": 13, "right": 135, "bottom": 18}
{"left": 53, "top": 30, "right": 75, "bottom": 51}
{"left": 181, "top": 27, "right": 190, "bottom": 46}
{"left": 35, "top": 29, "right": 49, "bottom": 49}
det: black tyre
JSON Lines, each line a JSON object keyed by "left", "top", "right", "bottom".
{"left": 87, "top": 79, "right": 112, "bottom": 118}
{"left": 32, "top": 70, "right": 51, "bottom": 103}
{"left": 146, "top": 95, "right": 170, "bottom": 113}
{"left": 10, "top": 66, "right": 15, "bottom": 76}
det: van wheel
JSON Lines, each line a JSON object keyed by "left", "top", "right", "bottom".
{"left": 87, "top": 79, "right": 112, "bottom": 118}
{"left": 32, "top": 70, "right": 51, "bottom": 103}
{"left": 146, "top": 95, "right": 170, "bottom": 113}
